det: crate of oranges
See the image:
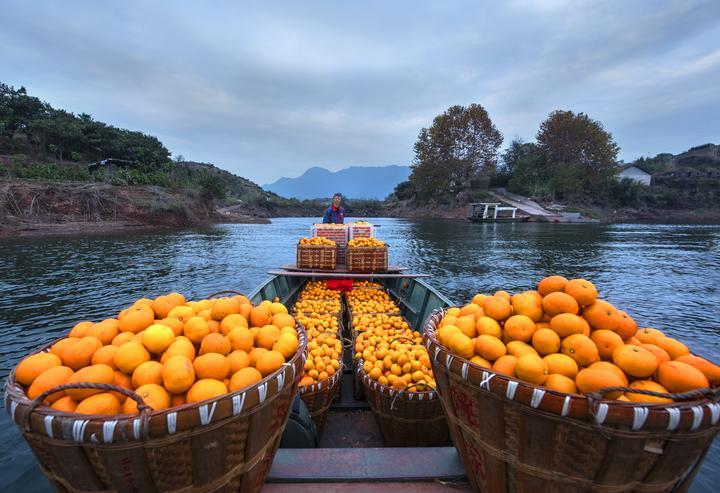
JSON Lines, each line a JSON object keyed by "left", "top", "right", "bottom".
{"left": 5, "top": 291, "right": 307, "bottom": 493}
{"left": 297, "top": 237, "right": 337, "bottom": 270}
{"left": 345, "top": 288, "right": 401, "bottom": 319}
{"left": 353, "top": 314, "right": 450, "bottom": 446}
{"left": 347, "top": 237, "right": 388, "bottom": 272}
{"left": 423, "top": 276, "right": 720, "bottom": 493}
{"left": 348, "top": 221, "right": 374, "bottom": 240}
{"left": 312, "top": 224, "right": 348, "bottom": 265}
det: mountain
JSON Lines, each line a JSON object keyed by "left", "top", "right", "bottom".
{"left": 263, "top": 165, "right": 410, "bottom": 200}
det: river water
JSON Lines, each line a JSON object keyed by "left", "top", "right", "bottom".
{"left": 1, "top": 218, "right": 719, "bottom": 491}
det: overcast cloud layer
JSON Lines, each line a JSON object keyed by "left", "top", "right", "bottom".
{"left": 1, "top": 0, "right": 719, "bottom": 183}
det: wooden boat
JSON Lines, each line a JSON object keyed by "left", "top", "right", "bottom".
{"left": 248, "top": 269, "right": 471, "bottom": 488}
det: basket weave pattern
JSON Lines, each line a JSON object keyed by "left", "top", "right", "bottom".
{"left": 347, "top": 246, "right": 388, "bottom": 272}
{"left": 297, "top": 244, "right": 337, "bottom": 270}
{"left": 5, "top": 324, "right": 308, "bottom": 493}
{"left": 423, "top": 309, "right": 720, "bottom": 493}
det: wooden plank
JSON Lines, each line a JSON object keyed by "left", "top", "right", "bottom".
{"left": 267, "top": 270, "right": 431, "bottom": 278}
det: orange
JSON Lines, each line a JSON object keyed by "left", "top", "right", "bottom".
{"left": 27, "top": 366, "right": 74, "bottom": 402}
{"left": 612, "top": 345, "right": 658, "bottom": 378}
{"left": 228, "top": 350, "right": 251, "bottom": 374}
{"left": 256, "top": 325, "right": 280, "bottom": 350}
{"left": 560, "top": 334, "right": 599, "bottom": 367}
{"left": 141, "top": 324, "right": 175, "bottom": 353}
{"left": 563, "top": 279, "right": 597, "bottom": 306}
{"left": 544, "top": 374, "right": 578, "bottom": 394}
{"left": 66, "top": 364, "right": 114, "bottom": 400}
{"left": 112, "top": 371, "right": 133, "bottom": 403}
{"left": 162, "top": 339, "right": 196, "bottom": 362}
{"left": 511, "top": 293, "right": 544, "bottom": 322}
{"left": 239, "top": 303, "right": 254, "bottom": 321}
{"left": 68, "top": 321, "right": 94, "bottom": 338}
{"left": 114, "top": 342, "right": 150, "bottom": 374}
{"left": 639, "top": 344, "right": 671, "bottom": 364}
{"left": 504, "top": 315, "right": 536, "bottom": 342}
{"left": 615, "top": 311, "right": 638, "bottom": 339}
{"left": 515, "top": 354, "right": 548, "bottom": 385}
{"left": 542, "top": 292, "right": 579, "bottom": 317}
{"left": 537, "top": 275, "right": 568, "bottom": 295}
{"left": 626, "top": 380, "right": 672, "bottom": 404}
{"left": 184, "top": 316, "right": 210, "bottom": 343}
{"left": 91, "top": 345, "right": 119, "bottom": 369}
{"left": 61, "top": 336, "right": 103, "bottom": 371}
{"left": 482, "top": 296, "right": 512, "bottom": 321}
{"left": 124, "top": 383, "right": 171, "bottom": 413}
{"left": 207, "top": 320, "right": 221, "bottom": 334}
{"left": 273, "top": 333, "right": 300, "bottom": 360}
{"left": 437, "top": 325, "right": 462, "bottom": 347}
{"left": 543, "top": 353, "right": 579, "bottom": 379}
{"left": 51, "top": 338, "right": 79, "bottom": 356}
{"left": 193, "top": 353, "right": 231, "bottom": 380}
{"left": 535, "top": 322, "right": 550, "bottom": 330}
{"left": 492, "top": 355, "right": 517, "bottom": 377}
{"left": 470, "top": 355, "right": 492, "bottom": 369}
{"left": 475, "top": 317, "right": 502, "bottom": 338}
{"left": 455, "top": 316, "right": 477, "bottom": 338}
{"left": 170, "top": 393, "right": 187, "bottom": 407}
{"left": 88, "top": 321, "right": 119, "bottom": 345}
{"left": 459, "top": 303, "right": 484, "bottom": 320}
{"left": 131, "top": 361, "right": 163, "bottom": 388}
{"left": 471, "top": 294, "right": 487, "bottom": 306}
{"left": 494, "top": 290, "right": 511, "bottom": 303}
{"left": 211, "top": 298, "right": 242, "bottom": 321}
{"left": 440, "top": 315, "right": 458, "bottom": 328}
{"left": 582, "top": 300, "right": 618, "bottom": 331}
{"left": 249, "top": 347, "right": 269, "bottom": 367}
{"left": 50, "top": 395, "right": 77, "bottom": 412}
{"left": 269, "top": 302, "right": 288, "bottom": 315}
{"left": 656, "top": 361, "right": 709, "bottom": 393}
{"left": 228, "top": 327, "right": 255, "bottom": 352}
{"left": 675, "top": 355, "right": 720, "bottom": 386}
{"left": 167, "top": 305, "right": 196, "bottom": 324}
{"left": 157, "top": 317, "right": 184, "bottom": 336}
{"left": 132, "top": 298, "right": 154, "bottom": 308}
{"left": 474, "top": 335, "right": 507, "bottom": 361}
{"left": 446, "top": 307, "right": 461, "bottom": 317}
{"left": 506, "top": 341, "right": 539, "bottom": 358}
{"left": 162, "top": 355, "right": 196, "bottom": 394}
{"left": 449, "top": 333, "right": 475, "bottom": 359}
{"left": 256, "top": 350, "right": 286, "bottom": 376}
{"left": 590, "top": 330, "right": 624, "bottom": 361}
{"left": 118, "top": 305, "right": 154, "bottom": 333}
{"left": 229, "top": 367, "right": 263, "bottom": 392}
{"left": 199, "top": 333, "right": 232, "bottom": 355}
{"left": 249, "top": 306, "right": 273, "bottom": 327}
{"left": 588, "top": 361, "right": 629, "bottom": 386}
{"left": 626, "top": 337, "right": 642, "bottom": 346}
{"left": 220, "top": 314, "right": 249, "bottom": 335}
{"left": 150, "top": 296, "right": 176, "bottom": 319}
{"left": 75, "top": 392, "right": 122, "bottom": 415}
{"left": 635, "top": 328, "right": 665, "bottom": 345}
{"left": 16, "top": 352, "right": 62, "bottom": 385}
{"left": 186, "top": 379, "right": 228, "bottom": 403}
{"left": 575, "top": 368, "right": 624, "bottom": 399}
{"left": 549, "top": 313, "right": 587, "bottom": 338}
{"left": 111, "top": 332, "right": 135, "bottom": 346}
{"left": 166, "top": 292, "right": 186, "bottom": 306}
{"left": 531, "top": 329, "right": 561, "bottom": 355}
{"left": 653, "top": 337, "right": 689, "bottom": 360}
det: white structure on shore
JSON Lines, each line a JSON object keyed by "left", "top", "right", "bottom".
{"left": 617, "top": 165, "right": 651, "bottom": 185}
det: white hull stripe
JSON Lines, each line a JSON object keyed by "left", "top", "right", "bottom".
{"left": 666, "top": 408, "right": 681, "bottom": 431}
{"left": 632, "top": 407, "right": 649, "bottom": 431}
{"left": 44, "top": 416, "right": 54, "bottom": 438}
{"left": 232, "top": 393, "right": 246, "bottom": 416}
{"left": 103, "top": 420, "right": 118, "bottom": 443}
{"left": 594, "top": 403, "right": 609, "bottom": 425}
{"left": 166, "top": 412, "right": 177, "bottom": 434}
{"left": 199, "top": 402, "right": 217, "bottom": 425}
{"left": 690, "top": 406, "right": 704, "bottom": 431}
{"left": 561, "top": 396, "right": 571, "bottom": 417}
{"left": 506, "top": 381, "right": 518, "bottom": 400}
{"left": 530, "top": 389, "right": 545, "bottom": 408}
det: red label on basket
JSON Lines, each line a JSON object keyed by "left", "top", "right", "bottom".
{"left": 466, "top": 440, "right": 487, "bottom": 483}
{"left": 450, "top": 387, "right": 480, "bottom": 427}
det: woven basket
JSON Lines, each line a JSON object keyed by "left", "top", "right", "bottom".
{"left": 357, "top": 365, "right": 451, "bottom": 447}
{"left": 297, "top": 244, "right": 337, "bottom": 270}
{"left": 423, "top": 309, "right": 720, "bottom": 493}
{"left": 347, "top": 246, "right": 388, "bottom": 272}
{"left": 5, "top": 325, "right": 308, "bottom": 493}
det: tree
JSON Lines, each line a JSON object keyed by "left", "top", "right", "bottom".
{"left": 409, "top": 104, "right": 503, "bottom": 199}
{"left": 536, "top": 110, "right": 619, "bottom": 194}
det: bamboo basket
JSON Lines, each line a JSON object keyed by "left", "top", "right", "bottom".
{"left": 296, "top": 244, "right": 337, "bottom": 270}
{"left": 357, "top": 365, "right": 451, "bottom": 447}
{"left": 311, "top": 225, "right": 347, "bottom": 266}
{"left": 347, "top": 246, "right": 388, "bottom": 272}
{"left": 5, "top": 325, "right": 308, "bottom": 493}
{"left": 423, "top": 308, "right": 720, "bottom": 493}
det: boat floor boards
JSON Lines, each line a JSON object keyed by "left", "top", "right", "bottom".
{"left": 263, "top": 480, "right": 472, "bottom": 492}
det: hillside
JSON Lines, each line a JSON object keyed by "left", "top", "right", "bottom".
{"left": 263, "top": 165, "right": 410, "bottom": 200}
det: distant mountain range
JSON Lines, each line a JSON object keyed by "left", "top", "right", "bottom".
{"left": 263, "top": 165, "right": 410, "bottom": 200}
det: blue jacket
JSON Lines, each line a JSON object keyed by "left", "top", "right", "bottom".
{"left": 322, "top": 206, "right": 345, "bottom": 224}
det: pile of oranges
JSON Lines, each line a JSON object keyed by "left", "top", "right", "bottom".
{"left": 353, "top": 281, "right": 383, "bottom": 288}
{"left": 348, "top": 238, "right": 385, "bottom": 248}
{"left": 346, "top": 289, "right": 400, "bottom": 315}
{"left": 436, "top": 276, "right": 719, "bottom": 402}
{"left": 351, "top": 313, "right": 408, "bottom": 334}
{"left": 299, "top": 237, "right": 336, "bottom": 247}
{"left": 294, "top": 282, "right": 343, "bottom": 387}
{"left": 14, "top": 293, "right": 301, "bottom": 415}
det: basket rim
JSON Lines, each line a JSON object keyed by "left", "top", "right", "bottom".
{"left": 423, "top": 308, "right": 720, "bottom": 432}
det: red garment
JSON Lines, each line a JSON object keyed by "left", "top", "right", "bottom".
{"left": 326, "top": 279, "right": 354, "bottom": 291}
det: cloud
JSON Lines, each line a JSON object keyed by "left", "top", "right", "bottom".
{"left": 1, "top": 0, "right": 718, "bottom": 182}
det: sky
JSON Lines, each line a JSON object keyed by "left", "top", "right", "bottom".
{"left": 1, "top": 0, "right": 719, "bottom": 184}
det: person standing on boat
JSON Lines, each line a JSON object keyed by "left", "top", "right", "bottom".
{"left": 322, "top": 193, "right": 345, "bottom": 224}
